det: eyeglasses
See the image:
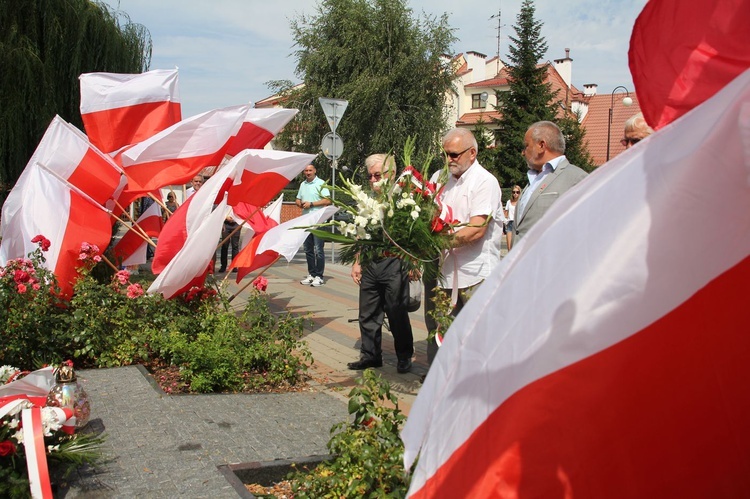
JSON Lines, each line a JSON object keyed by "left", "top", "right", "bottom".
{"left": 444, "top": 146, "right": 472, "bottom": 160}
{"left": 620, "top": 137, "right": 642, "bottom": 147}
{"left": 512, "top": 190, "right": 520, "bottom": 194}
{"left": 368, "top": 172, "right": 382, "bottom": 180}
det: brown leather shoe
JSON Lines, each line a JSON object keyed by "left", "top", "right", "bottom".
{"left": 347, "top": 358, "right": 383, "bottom": 370}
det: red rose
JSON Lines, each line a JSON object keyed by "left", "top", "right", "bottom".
{"left": 0, "top": 440, "right": 16, "bottom": 456}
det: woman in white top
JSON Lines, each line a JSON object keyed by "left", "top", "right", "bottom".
{"left": 504, "top": 185, "right": 521, "bottom": 251}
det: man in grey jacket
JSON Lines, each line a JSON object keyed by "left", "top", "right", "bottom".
{"left": 513, "top": 121, "right": 588, "bottom": 244}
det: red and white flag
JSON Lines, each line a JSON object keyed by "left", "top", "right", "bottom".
{"left": 0, "top": 116, "right": 121, "bottom": 297}
{"left": 147, "top": 196, "right": 228, "bottom": 299}
{"left": 115, "top": 104, "right": 250, "bottom": 205}
{"left": 225, "top": 108, "right": 299, "bottom": 156}
{"left": 112, "top": 197, "right": 163, "bottom": 266}
{"left": 224, "top": 149, "right": 313, "bottom": 207}
{"left": 150, "top": 152, "right": 247, "bottom": 274}
{"left": 629, "top": 0, "right": 750, "bottom": 130}
{"left": 231, "top": 206, "right": 338, "bottom": 280}
{"left": 402, "top": 68, "right": 750, "bottom": 498}
{"left": 80, "top": 69, "right": 181, "bottom": 154}
{"left": 0, "top": 163, "right": 112, "bottom": 299}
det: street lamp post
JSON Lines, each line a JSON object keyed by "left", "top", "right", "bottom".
{"left": 606, "top": 86, "right": 634, "bottom": 162}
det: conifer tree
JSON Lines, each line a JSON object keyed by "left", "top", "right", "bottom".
{"left": 0, "top": 0, "right": 151, "bottom": 203}
{"left": 492, "top": 0, "right": 558, "bottom": 187}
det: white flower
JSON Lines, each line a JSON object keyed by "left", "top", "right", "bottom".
{"left": 41, "top": 407, "right": 63, "bottom": 436}
{"left": 0, "top": 365, "right": 19, "bottom": 384}
{"left": 387, "top": 209, "right": 394, "bottom": 217}
{"left": 12, "top": 429, "right": 23, "bottom": 443}
{"left": 391, "top": 184, "right": 402, "bottom": 195}
{"left": 7, "top": 418, "right": 20, "bottom": 430}
{"left": 47, "top": 444, "right": 60, "bottom": 452}
{"left": 411, "top": 210, "right": 420, "bottom": 220}
{"left": 354, "top": 215, "right": 368, "bottom": 228}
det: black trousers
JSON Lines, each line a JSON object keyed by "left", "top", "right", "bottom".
{"left": 358, "top": 257, "right": 414, "bottom": 363}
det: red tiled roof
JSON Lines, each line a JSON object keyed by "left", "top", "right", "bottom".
{"left": 457, "top": 110, "right": 502, "bottom": 125}
{"left": 581, "top": 92, "right": 642, "bottom": 166}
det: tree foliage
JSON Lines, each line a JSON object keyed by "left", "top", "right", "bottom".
{"left": 489, "top": 0, "right": 594, "bottom": 186}
{"left": 270, "top": 0, "right": 456, "bottom": 182}
{"left": 0, "top": 0, "right": 151, "bottom": 203}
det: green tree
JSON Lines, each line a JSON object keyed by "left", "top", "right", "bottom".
{"left": 0, "top": 0, "right": 151, "bottom": 203}
{"left": 270, "top": 0, "right": 456, "bottom": 182}
{"left": 492, "top": 0, "right": 558, "bottom": 187}
{"left": 558, "top": 111, "right": 595, "bottom": 172}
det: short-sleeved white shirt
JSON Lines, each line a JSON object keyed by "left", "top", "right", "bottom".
{"left": 435, "top": 161, "right": 503, "bottom": 288}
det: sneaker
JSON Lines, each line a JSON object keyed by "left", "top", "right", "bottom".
{"left": 311, "top": 276, "right": 324, "bottom": 287}
{"left": 300, "top": 275, "right": 314, "bottom": 285}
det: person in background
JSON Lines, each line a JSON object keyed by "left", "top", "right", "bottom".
{"left": 218, "top": 214, "right": 240, "bottom": 273}
{"left": 622, "top": 112, "right": 654, "bottom": 150}
{"left": 348, "top": 154, "right": 415, "bottom": 374}
{"left": 163, "top": 192, "right": 179, "bottom": 221}
{"left": 296, "top": 164, "right": 331, "bottom": 287}
{"left": 185, "top": 174, "right": 203, "bottom": 198}
{"left": 504, "top": 185, "right": 521, "bottom": 251}
{"left": 513, "top": 121, "right": 588, "bottom": 245}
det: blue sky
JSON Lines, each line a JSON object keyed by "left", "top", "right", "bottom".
{"left": 102, "top": 0, "right": 648, "bottom": 117}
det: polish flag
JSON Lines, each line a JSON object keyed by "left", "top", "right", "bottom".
{"left": 0, "top": 117, "right": 121, "bottom": 297}
{"left": 147, "top": 196, "right": 229, "bottom": 299}
{"left": 629, "top": 0, "right": 750, "bottom": 130}
{"left": 225, "top": 149, "right": 313, "bottom": 207}
{"left": 80, "top": 69, "right": 181, "bottom": 154}
{"left": 402, "top": 68, "right": 750, "bottom": 498}
{"left": 112, "top": 198, "right": 163, "bottom": 266}
{"left": 231, "top": 206, "right": 338, "bottom": 280}
{"left": 150, "top": 152, "right": 245, "bottom": 274}
{"left": 0, "top": 164, "right": 112, "bottom": 299}
{"left": 225, "top": 108, "right": 299, "bottom": 156}
{"left": 115, "top": 104, "right": 250, "bottom": 204}
{"left": 234, "top": 195, "right": 283, "bottom": 259}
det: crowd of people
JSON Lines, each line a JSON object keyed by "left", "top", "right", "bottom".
{"left": 336, "top": 115, "right": 649, "bottom": 376}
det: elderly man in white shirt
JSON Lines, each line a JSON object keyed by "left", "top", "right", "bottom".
{"left": 424, "top": 128, "right": 504, "bottom": 366}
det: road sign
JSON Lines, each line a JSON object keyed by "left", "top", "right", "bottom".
{"left": 321, "top": 133, "right": 344, "bottom": 160}
{"left": 318, "top": 97, "right": 349, "bottom": 133}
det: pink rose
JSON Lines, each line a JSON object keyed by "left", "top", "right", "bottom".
{"left": 252, "top": 276, "right": 268, "bottom": 292}
{"left": 115, "top": 270, "right": 130, "bottom": 285}
{"left": 17, "top": 283, "right": 27, "bottom": 294}
{"left": 126, "top": 283, "right": 144, "bottom": 299}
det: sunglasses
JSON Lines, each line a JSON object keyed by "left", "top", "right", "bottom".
{"left": 512, "top": 190, "right": 520, "bottom": 194}
{"left": 368, "top": 172, "right": 382, "bottom": 180}
{"left": 620, "top": 137, "right": 642, "bottom": 147}
{"left": 445, "top": 146, "right": 471, "bottom": 160}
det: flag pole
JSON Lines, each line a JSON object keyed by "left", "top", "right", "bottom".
{"left": 227, "top": 255, "right": 280, "bottom": 303}
{"left": 113, "top": 200, "right": 157, "bottom": 247}
{"left": 149, "top": 192, "right": 170, "bottom": 216}
{"left": 100, "top": 254, "right": 120, "bottom": 273}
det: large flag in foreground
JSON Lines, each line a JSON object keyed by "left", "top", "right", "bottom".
{"left": 80, "top": 69, "right": 181, "bottom": 154}
{"left": 629, "top": 0, "right": 750, "bottom": 130}
{"left": 402, "top": 69, "right": 750, "bottom": 497}
{"left": 231, "top": 206, "right": 338, "bottom": 280}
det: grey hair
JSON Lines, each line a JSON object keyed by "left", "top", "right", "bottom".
{"left": 624, "top": 112, "right": 654, "bottom": 136}
{"left": 528, "top": 121, "right": 565, "bottom": 153}
{"left": 364, "top": 153, "right": 396, "bottom": 175}
{"left": 442, "top": 128, "right": 478, "bottom": 150}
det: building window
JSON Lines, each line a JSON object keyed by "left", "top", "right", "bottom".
{"left": 472, "top": 93, "right": 487, "bottom": 109}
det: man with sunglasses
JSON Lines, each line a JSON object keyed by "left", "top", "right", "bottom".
{"left": 424, "top": 128, "right": 504, "bottom": 367}
{"left": 514, "top": 121, "right": 588, "bottom": 244}
{"left": 348, "top": 154, "right": 415, "bottom": 374}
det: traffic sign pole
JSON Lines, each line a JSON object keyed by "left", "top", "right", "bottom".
{"left": 319, "top": 98, "right": 349, "bottom": 265}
